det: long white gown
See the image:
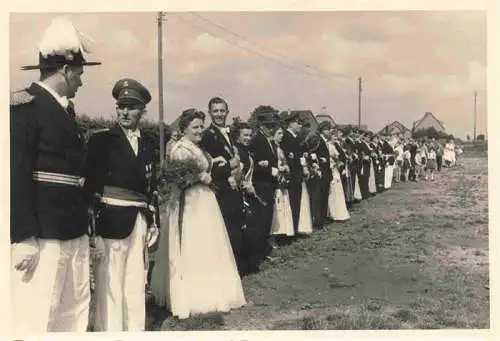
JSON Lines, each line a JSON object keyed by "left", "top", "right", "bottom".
{"left": 150, "top": 137, "right": 246, "bottom": 319}
{"left": 327, "top": 142, "right": 350, "bottom": 221}
{"left": 271, "top": 147, "right": 295, "bottom": 236}
{"left": 297, "top": 181, "right": 313, "bottom": 235}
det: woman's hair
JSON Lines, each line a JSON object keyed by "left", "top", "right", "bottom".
{"left": 178, "top": 108, "right": 205, "bottom": 133}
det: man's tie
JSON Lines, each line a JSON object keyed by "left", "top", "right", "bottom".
{"left": 67, "top": 100, "right": 76, "bottom": 119}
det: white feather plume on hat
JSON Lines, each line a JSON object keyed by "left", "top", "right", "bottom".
{"left": 37, "top": 17, "right": 93, "bottom": 60}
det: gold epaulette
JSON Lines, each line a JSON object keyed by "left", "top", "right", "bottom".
{"left": 10, "top": 89, "right": 35, "bottom": 107}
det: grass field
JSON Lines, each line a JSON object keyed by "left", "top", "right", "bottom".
{"left": 146, "top": 154, "right": 489, "bottom": 331}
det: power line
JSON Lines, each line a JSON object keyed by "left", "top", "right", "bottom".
{"left": 189, "top": 12, "right": 344, "bottom": 80}
{"left": 170, "top": 13, "right": 339, "bottom": 82}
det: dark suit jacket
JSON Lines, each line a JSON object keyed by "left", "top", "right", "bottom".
{"left": 249, "top": 131, "right": 278, "bottom": 185}
{"left": 84, "top": 124, "right": 157, "bottom": 239}
{"left": 199, "top": 124, "right": 235, "bottom": 189}
{"left": 280, "top": 129, "right": 304, "bottom": 183}
{"left": 334, "top": 141, "right": 347, "bottom": 173}
{"left": 304, "top": 134, "right": 333, "bottom": 183}
{"left": 382, "top": 140, "right": 395, "bottom": 164}
{"left": 10, "top": 83, "right": 88, "bottom": 243}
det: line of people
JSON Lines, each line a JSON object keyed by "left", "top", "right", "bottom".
{"left": 147, "top": 97, "right": 454, "bottom": 321}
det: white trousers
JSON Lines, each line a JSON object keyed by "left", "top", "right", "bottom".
{"left": 93, "top": 212, "right": 148, "bottom": 332}
{"left": 11, "top": 235, "right": 90, "bottom": 338}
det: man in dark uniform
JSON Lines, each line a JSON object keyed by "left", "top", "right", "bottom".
{"left": 84, "top": 79, "right": 159, "bottom": 331}
{"left": 199, "top": 96, "right": 245, "bottom": 274}
{"left": 305, "top": 121, "right": 333, "bottom": 229}
{"left": 332, "top": 128, "right": 351, "bottom": 206}
{"left": 280, "top": 111, "right": 304, "bottom": 236}
{"left": 355, "top": 132, "right": 372, "bottom": 199}
{"left": 10, "top": 17, "right": 100, "bottom": 336}
{"left": 248, "top": 113, "right": 282, "bottom": 268}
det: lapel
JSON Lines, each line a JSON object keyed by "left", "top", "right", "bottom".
{"left": 109, "top": 124, "right": 140, "bottom": 167}
{"left": 259, "top": 131, "right": 276, "bottom": 160}
{"left": 29, "top": 83, "right": 85, "bottom": 147}
{"left": 210, "top": 124, "right": 234, "bottom": 156}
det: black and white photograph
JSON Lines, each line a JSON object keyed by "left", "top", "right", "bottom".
{"left": 6, "top": 3, "right": 495, "bottom": 340}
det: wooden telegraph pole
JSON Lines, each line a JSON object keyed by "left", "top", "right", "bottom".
{"left": 358, "top": 77, "right": 362, "bottom": 128}
{"left": 157, "top": 12, "right": 166, "bottom": 165}
{"left": 473, "top": 91, "right": 477, "bottom": 140}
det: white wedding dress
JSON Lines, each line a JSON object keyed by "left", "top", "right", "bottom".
{"left": 150, "top": 137, "right": 246, "bottom": 319}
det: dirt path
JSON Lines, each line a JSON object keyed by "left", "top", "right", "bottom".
{"left": 149, "top": 156, "right": 489, "bottom": 330}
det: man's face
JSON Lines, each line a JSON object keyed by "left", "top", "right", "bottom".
{"left": 288, "top": 120, "right": 302, "bottom": 134}
{"left": 171, "top": 131, "right": 180, "bottom": 141}
{"left": 321, "top": 128, "right": 332, "bottom": 139}
{"left": 261, "top": 124, "right": 276, "bottom": 138}
{"left": 209, "top": 102, "right": 228, "bottom": 127}
{"left": 62, "top": 65, "right": 84, "bottom": 98}
{"left": 238, "top": 128, "right": 253, "bottom": 146}
{"left": 116, "top": 101, "right": 145, "bottom": 130}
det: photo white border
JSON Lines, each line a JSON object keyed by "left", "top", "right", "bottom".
{"left": 1, "top": 1, "right": 497, "bottom": 340}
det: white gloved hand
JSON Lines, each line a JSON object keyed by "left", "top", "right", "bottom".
{"left": 146, "top": 225, "right": 160, "bottom": 248}
{"left": 12, "top": 237, "right": 40, "bottom": 274}
{"left": 271, "top": 167, "right": 279, "bottom": 177}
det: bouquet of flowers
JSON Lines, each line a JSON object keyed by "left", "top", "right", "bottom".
{"left": 276, "top": 149, "right": 291, "bottom": 191}
{"left": 159, "top": 157, "right": 216, "bottom": 205}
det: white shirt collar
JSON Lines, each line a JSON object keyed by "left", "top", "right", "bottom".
{"left": 214, "top": 124, "right": 229, "bottom": 134}
{"left": 121, "top": 126, "right": 141, "bottom": 139}
{"left": 286, "top": 128, "right": 297, "bottom": 138}
{"left": 36, "top": 81, "right": 69, "bottom": 109}
{"left": 320, "top": 134, "right": 328, "bottom": 143}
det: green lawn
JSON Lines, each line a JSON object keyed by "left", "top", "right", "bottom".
{"left": 145, "top": 155, "right": 489, "bottom": 330}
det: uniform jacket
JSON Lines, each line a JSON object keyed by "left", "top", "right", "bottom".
{"left": 199, "top": 124, "right": 237, "bottom": 190}
{"left": 333, "top": 141, "right": 348, "bottom": 173}
{"left": 280, "top": 129, "right": 304, "bottom": 183}
{"left": 249, "top": 131, "right": 279, "bottom": 185}
{"left": 381, "top": 140, "right": 396, "bottom": 165}
{"left": 10, "top": 83, "right": 89, "bottom": 243}
{"left": 84, "top": 124, "right": 157, "bottom": 239}
{"left": 304, "top": 133, "right": 333, "bottom": 183}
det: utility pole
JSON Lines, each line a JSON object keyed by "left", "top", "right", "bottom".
{"left": 157, "top": 12, "right": 166, "bottom": 165}
{"left": 473, "top": 91, "right": 477, "bottom": 140}
{"left": 358, "top": 77, "right": 362, "bottom": 128}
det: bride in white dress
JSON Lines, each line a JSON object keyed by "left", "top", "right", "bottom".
{"left": 150, "top": 109, "right": 246, "bottom": 319}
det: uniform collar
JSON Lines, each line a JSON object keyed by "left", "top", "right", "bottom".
{"left": 36, "top": 81, "right": 69, "bottom": 109}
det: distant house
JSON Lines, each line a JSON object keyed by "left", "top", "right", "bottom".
{"left": 315, "top": 114, "right": 337, "bottom": 127}
{"left": 412, "top": 112, "right": 446, "bottom": 132}
{"left": 378, "top": 121, "right": 412, "bottom": 137}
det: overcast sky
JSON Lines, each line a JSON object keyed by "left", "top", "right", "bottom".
{"left": 9, "top": 11, "right": 486, "bottom": 138}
